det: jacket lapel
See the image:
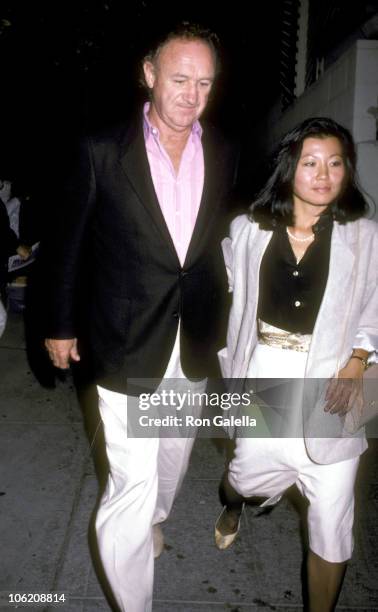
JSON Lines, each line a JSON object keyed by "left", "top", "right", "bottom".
{"left": 118, "top": 120, "right": 179, "bottom": 264}
{"left": 184, "top": 127, "right": 223, "bottom": 267}
{"left": 306, "top": 222, "right": 356, "bottom": 375}
{"left": 232, "top": 228, "right": 272, "bottom": 378}
{"left": 246, "top": 229, "right": 272, "bottom": 304}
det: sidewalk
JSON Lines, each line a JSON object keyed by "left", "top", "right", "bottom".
{"left": 0, "top": 312, "right": 377, "bottom": 611}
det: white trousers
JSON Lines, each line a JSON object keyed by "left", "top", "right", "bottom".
{"left": 95, "top": 329, "right": 205, "bottom": 612}
{"left": 228, "top": 343, "right": 360, "bottom": 563}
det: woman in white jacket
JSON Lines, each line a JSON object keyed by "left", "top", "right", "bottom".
{"left": 215, "top": 117, "right": 378, "bottom": 612}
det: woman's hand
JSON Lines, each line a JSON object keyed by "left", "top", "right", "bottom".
{"left": 325, "top": 354, "right": 366, "bottom": 416}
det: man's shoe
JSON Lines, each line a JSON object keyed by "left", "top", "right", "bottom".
{"left": 153, "top": 524, "right": 165, "bottom": 559}
{"left": 214, "top": 504, "right": 244, "bottom": 550}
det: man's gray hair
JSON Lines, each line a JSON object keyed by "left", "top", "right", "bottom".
{"left": 140, "top": 21, "right": 221, "bottom": 89}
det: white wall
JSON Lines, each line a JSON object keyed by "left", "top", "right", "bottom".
{"left": 357, "top": 142, "right": 378, "bottom": 218}
{"left": 353, "top": 41, "right": 378, "bottom": 218}
{"left": 353, "top": 40, "right": 378, "bottom": 141}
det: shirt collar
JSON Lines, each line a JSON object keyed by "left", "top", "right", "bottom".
{"left": 143, "top": 101, "right": 203, "bottom": 140}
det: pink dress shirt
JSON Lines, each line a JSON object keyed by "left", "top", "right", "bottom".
{"left": 143, "top": 103, "right": 204, "bottom": 266}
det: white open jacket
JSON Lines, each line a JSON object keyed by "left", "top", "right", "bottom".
{"left": 218, "top": 214, "right": 378, "bottom": 464}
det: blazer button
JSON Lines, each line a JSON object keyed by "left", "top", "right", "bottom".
{"left": 172, "top": 312, "right": 179, "bottom": 319}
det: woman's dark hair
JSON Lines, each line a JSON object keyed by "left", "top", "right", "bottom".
{"left": 250, "top": 117, "right": 369, "bottom": 228}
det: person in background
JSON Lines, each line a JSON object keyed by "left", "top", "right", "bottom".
{"left": 0, "top": 192, "right": 31, "bottom": 335}
{"left": 216, "top": 117, "right": 377, "bottom": 612}
{"left": 44, "top": 22, "right": 237, "bottom": 612}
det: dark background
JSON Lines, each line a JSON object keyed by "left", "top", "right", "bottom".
{"left": 1, "top": 0, "right": 282, "bottom": 201}
{"left": 2, "top": 1, "right": 377, "bottom": 206}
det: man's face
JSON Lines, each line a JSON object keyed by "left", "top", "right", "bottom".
{"left": 143, "top": 38, "right": 215, "bottom": 133}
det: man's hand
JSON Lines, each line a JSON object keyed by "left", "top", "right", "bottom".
{"left": 324, "top": 358, "right": 364, "bottom": 416}
{"left": 45, "top": 338, "right": 80, "bottom": 369}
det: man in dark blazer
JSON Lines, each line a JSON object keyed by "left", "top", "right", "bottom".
{"left": 45, "top": 22, "right": 237, "bottom": 612}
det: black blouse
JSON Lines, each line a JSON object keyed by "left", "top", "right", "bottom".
{"left": 257, "top": 215, "right": 333, "bottom": 334}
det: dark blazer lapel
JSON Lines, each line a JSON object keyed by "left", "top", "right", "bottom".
{"left": 184, "top": 127, "right": 223, "bottom": 266}
{"left": 118, "top": 120, "right": 179, "bottom": 263}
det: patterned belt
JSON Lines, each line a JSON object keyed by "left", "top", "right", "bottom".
{"left": 258, "top": 319, "right": 312, "bottom": 353}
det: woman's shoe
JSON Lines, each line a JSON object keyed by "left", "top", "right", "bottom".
{"left": 214, "top": 503, "right": 244, "bottom": 550}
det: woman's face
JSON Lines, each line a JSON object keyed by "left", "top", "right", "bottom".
{"left": 293, "top": 136, "right": 347, "bottom": 213}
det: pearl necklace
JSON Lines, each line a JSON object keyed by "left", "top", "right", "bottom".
{"left": 286, "top": 227, "right": 314, "bottom": 243}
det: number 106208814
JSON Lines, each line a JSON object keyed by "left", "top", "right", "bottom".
{"left": 4, "top": 592, "right": 67, "bottom": 607}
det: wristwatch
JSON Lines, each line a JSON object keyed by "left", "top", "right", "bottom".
{"left": 351, "top": 351, "right": 370, "bottom": 370}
